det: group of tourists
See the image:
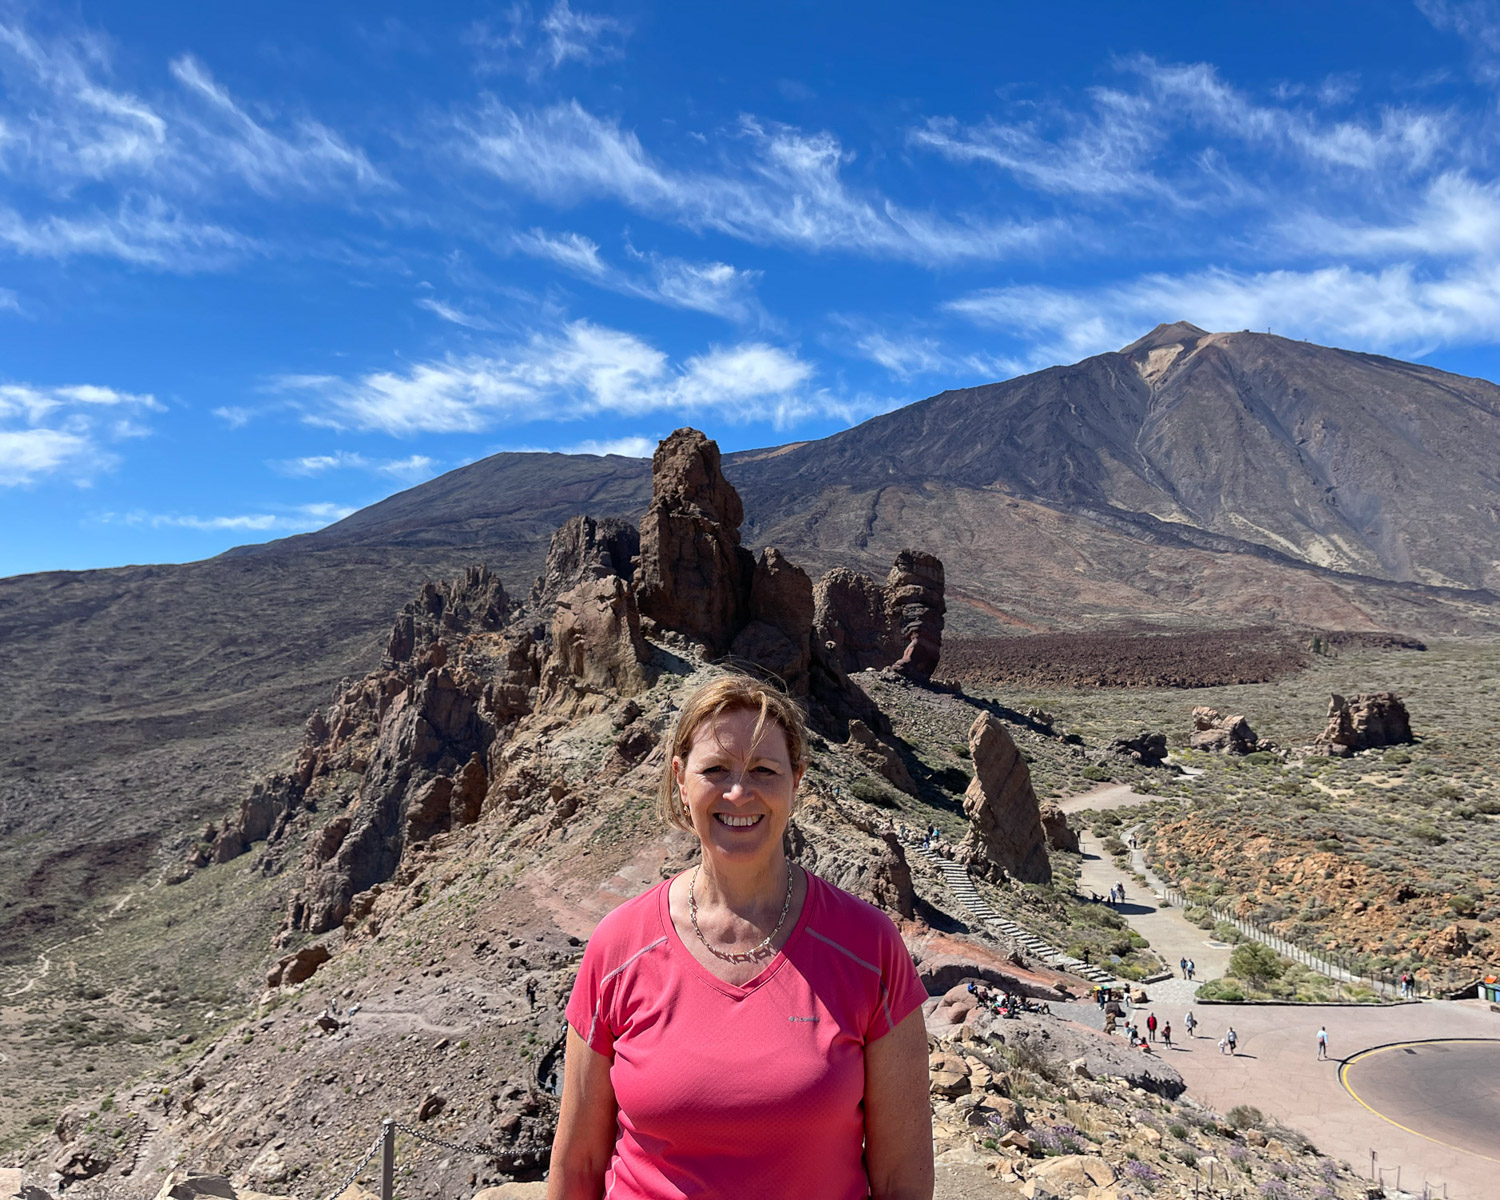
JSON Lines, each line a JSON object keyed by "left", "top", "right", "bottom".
{"left": 1178, "top": 955, "right": 1197, "bottom": 979}
{"left": 966, "top": 980, "right": 1052, "bottom": 1018}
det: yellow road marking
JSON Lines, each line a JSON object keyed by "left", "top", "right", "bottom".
{"left": 1338, "top": 1038, "right": 1500, "bottom": 1164}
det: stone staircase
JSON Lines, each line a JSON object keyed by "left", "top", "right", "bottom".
{"left": 915, "top": 845, "right": 1117, "bottom": 986}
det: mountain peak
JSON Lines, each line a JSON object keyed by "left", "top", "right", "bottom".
{"left": 1119, "top": 321, "right": 1209, "bottom": 355}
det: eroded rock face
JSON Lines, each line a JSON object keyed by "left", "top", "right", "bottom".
{"left": 1107, "top": 730, "right": 1167, "bottom": 766}
{"left": 813, "top": 568, "right": 899, "bottom": 672}
{"left": 1314, "top": 692, "right": 1413, "bottom": 757}
{"left": 528, "top": 515, "right": 638, "bottom": 613}
{"left": 887, "top": 550, "right": 945, "bottom": 679}
{"left": 962, "top": 713, "right": 1051, "bottom": 884}
{"left": 545, "top": 575, "right": 651, "bottom": 700}
{"left": 730, "top": 547, "right": 815, "bottom": 693}
{"left": 387, "top": 565, "right": 509, "bottom": 664}
{"left": 812, "top": 551, "right": 946, "bottom": 679}
{"left": 636, "top": 429, "right": 752, "bottom": 655}
{"left": 1039, "top": 802, "right": 1079, "bottom": 853}
{"left": 786, "top": 815, "right": 916, "bottom": 919}
{"left": 1190, "top": 706, "right": 1258, "bottom": 755}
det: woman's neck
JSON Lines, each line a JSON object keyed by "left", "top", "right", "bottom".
{"left": 694, "top": 853, "right": 791, "bottom": 917}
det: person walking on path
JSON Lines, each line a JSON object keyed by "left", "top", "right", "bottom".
{"left": 1317, "top": 1026, "right": 1329, "bottom": 1060}
{"left": 1226, "top": 1027, "right": 1238, "bottom": 1055}
{"left": 1162, "top": 1021, "right": 1172, "bottom": 1048}
{"left": 1184, "top": 1010, "right": 1197, "bottom": 1039}
{"left": 1146, "top": 1013, "right": 1158, "bottom": 1042}
{"left": 1218, "top": 1035, "right": 1229, "bottom": 1055}
{"left": 1187, "top": 958, "right": 1196, "bottom": 980}
{"left": 1180, "top": 956, "right": 1188, "bottom": 978}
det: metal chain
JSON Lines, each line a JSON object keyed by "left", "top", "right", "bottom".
{"left": 392, "top": 1118, "right": 505, "bottom": 1157}
{"left": 318, "top": 1128, "right": 385, "bottom": 1200}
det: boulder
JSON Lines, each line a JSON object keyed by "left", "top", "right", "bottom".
{"left": 845, "top": 719, "right": 916, "bottom": 794}
{"left": 1029, "top": 1155, "right": 1116, "bottom": 1191}
{"left": 1314, "top": 692, "right": 1413, "bottom": 757}
{"left": 472, "top": 1186, "right": 549, "bottom": 1199}
{"left": 1106, "top": 730, "right": 1167, "bottom": 765}
{"left": 1190, "top": 706, "right": 1258, "bottom": 755}
{"left": 1039, "top": 803, "right": 1078, "bottom": 853}
{"left": 266, "top": 943, "right": 330, "bottom": 988}
{"left": 152, "top": 1175, "right": 237, "bottom": 1200}
{"left": 636, "top": 429, "right": 752, "bottom": 654}
{"left": 961, "top": 714, "right": 1051, "bottom": 884}
{"left": 928, "top": 1051, "right": 971, "bottom": 1097}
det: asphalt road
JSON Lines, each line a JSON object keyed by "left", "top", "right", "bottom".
{"left": 1342, "top": 1039, "right": 1500, "bottom": 1166}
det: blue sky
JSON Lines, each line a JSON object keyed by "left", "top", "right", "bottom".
{"left": 5, "top": 0, "right": 1500, "bottom": 575}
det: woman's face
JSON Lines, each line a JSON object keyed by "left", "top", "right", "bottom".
{"left": 674, "top": 708, "right": 804, "bottom": 866}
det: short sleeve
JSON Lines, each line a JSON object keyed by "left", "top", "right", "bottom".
{"left": 563, "top": 936, "right": 618, "bottom": 1057}
{"left": 864, "top": 912, "right": 928, "bottom": 1042}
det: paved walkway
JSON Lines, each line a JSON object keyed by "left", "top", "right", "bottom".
{"left": 1056, "top": 784, "right": 1500, "bottom": 1196}
{"left": 1069, "top": 822, "right": 1234, "bottom": 988}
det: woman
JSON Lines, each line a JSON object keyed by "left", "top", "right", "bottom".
{"left": 548, "top": 674, "right": 934, "bottom": 1199}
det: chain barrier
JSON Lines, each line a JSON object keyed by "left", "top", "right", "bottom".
{"left": 318, "top": 1128, "right": 385, "bottom": 1200}
{"left": 390, "top": 1118, "right": 505, "bottom": 1158}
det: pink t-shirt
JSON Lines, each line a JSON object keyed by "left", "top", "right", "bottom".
{"left": 564, "top": 869, "right": 927, "bottom": 1199}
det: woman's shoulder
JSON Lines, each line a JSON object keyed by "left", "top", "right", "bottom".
{"left": 804, "top": 870, "right": 905, "bottom": 944}
{"left": 580, "top": 878, "right": 672, "bottom": 957}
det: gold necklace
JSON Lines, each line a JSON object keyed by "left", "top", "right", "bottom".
{"left": 688, "top": 864, "right": 795, "bottom": 964}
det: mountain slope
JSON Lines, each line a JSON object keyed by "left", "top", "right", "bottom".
{"left": 728, "top": 322, "right": 1500, "bottom": 591}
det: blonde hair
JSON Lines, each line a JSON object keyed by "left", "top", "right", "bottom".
{"left": 658, "top": 674, "right": 810, "bottom": 831}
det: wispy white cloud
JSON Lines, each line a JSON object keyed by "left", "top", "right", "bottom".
{"left": 416, "top": 296, "right": 499, "bottom": 330}
{"left": 103, "top": 501, "right": 355, "bottom": 532}
{"left": 564, "top": 435, "right": 655, "bottom": 457}
{"left": 0, "top": 381, "right": 161, "bottom": 486}
{"left": 1280, "top": 171, "right": 1500, "bottom": 259}
{"left": 0, "top": 196, "right": 252, "bottom": 268}
{"left": 0, "top": 19, "right": 168, "bottom": 185}
{"left": 947, "top": 257, "right": 1500, "bottom": 366}
{"left": 167, "top": 55, "right": 387, "bottom": 196}
{"left": 513, "top": 228, "right": 608, "bottom": 275}
{"left": 513, "top": 227, "right": 767, "bottom": 323}
{"left": 271, "top": 451, "right": 438, "bottom": 481}
{"left": 539, "top": 1, "right": 629, "bottom": 68}
{"left": 457, "top": 101, "right": 1059, "bottom": 263}
{"left": 1419, "top": 0, "right": 1500, "bottom": 83}
{"left": 832, "top": 317, "right": 1023, "bottom": 383}
{"left": 273, "top": 318, "right": 876, "bottom": 434}
{"left": 469, "top": 1, "right": 630, "bottom": 77}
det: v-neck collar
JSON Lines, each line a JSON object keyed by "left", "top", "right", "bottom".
{"left": 658, "top": 867, "right": 815, "bottom": 1000}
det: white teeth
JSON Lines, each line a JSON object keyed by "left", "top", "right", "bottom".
{"left": 716, "top": 814, "right": 762, "bottom": 828}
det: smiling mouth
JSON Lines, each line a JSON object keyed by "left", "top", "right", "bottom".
{"left": 715, "top": 814, "right": 763, "bottom": 828}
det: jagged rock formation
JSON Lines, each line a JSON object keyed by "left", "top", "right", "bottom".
{"left": 387, "top": 565, "right": 510, "bottom": 664}
{"left": 786, "top": 807, "right": 915, "bottom": 919}
{"left": 543, "top": 575, "right": 651, "bottom": 707}
{"left": 811, "top": 552, "right": 947, "bottom": 680}
{"left": 1313, "top": 691, "right": 1414, "bottom": 757}
{"left": 1190, "top": 706, "right": 1258, "bottom": 755}
{"left": 636, "top": 429, "right": 753, "bottom": 654}
{"left": 527, "top": 515, "right": 638, "bottom": 613}
{"left": 961, "top": 713, "right": 1051, "bottom": 884}
{"left": 1039, "top": 802, "right": 1079, "bottom": 854}
{"left": 1107, "top": 730, "right": 1167, "bottom": 766}
{"left": 844, "top": 718, "right": 916, "bottom": 794}
{"left": 729, "top": 547, "right": 815, "bottom": 695}
{"left": 886, "top": 551, "right": 945, "bottom": 679}
{"left": 199, "top": 427, "right": 945, "bottom": 940}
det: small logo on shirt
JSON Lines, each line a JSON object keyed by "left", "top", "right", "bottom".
{"left": 788, "top": 1015, "right": 820, "bottom": 1023}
